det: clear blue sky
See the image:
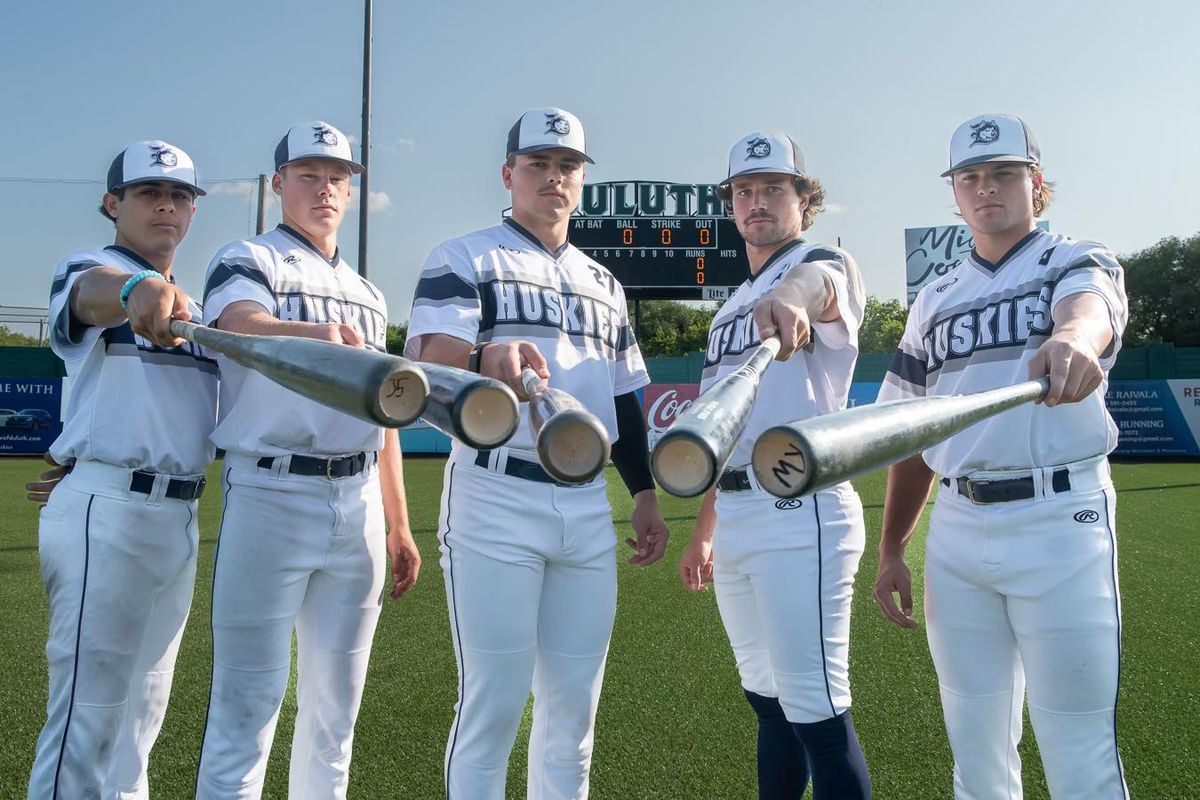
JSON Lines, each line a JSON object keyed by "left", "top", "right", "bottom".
{"left": 2, "top": 0, "right": 1196, "bottom": 326}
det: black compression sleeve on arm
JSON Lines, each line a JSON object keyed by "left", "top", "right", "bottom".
{"left": 611, "top": 390, "right": 655, "bottom": 497}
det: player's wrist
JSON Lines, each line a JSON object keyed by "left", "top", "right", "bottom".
{"left": 119, "top": 269, "right": 165, "bottom": 311}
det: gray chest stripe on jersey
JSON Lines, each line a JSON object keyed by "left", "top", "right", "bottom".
{"left": 204, "top": 259, "right": 272, "bottom": 303}
{"left": 106, "top": 343, "right": 220, "bottom": 374}
{"left": 414, "top": 271, "right": 480, "bottom": 303}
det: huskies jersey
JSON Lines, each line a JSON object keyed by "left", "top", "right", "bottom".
{"left": 203, "top": 224, "right": 388, "bottom": 457}
{"left": 878, "top": 228, "right": 1127, "bottom": 476}
{"left": 47, "top": 246, "right": 217, "bottom": 475}
{"left": 405, "top": 217, "right": 649, "bottom": 453}
{"left": 702, "top": 239, "right": 866, "bottom": 468}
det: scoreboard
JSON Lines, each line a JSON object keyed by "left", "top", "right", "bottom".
{"left": 566, "top": 180, "right": 750, "bottom": 300}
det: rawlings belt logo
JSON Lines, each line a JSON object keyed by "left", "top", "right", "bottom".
{"left": 1073, "top": 509, "right": 1100, "bottom": 524}
{"left": 775, "top": 498, "right": 803, "bottom": 511}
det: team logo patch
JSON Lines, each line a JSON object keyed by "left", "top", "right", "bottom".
{"left": 1074, "top": 509, "right": 1100, "bottom": 523}
{"left": 149, "top": 145, "right": 178, "bottom": 167}
{"left": 746, "top": 137, "right": 771, "bottom": 159}
{"left": 968, "top": 120, "right": 1001, "bottom": 147}
{"left": 312, "top": 125, "right": 339, "bottom": 146}
{"left": 775, "top": 498, "right": 804, "bottom": 511}
{"left": 545, "top": 113, "right": 571, "bottom": 136}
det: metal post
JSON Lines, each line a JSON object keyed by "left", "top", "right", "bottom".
{"left": 256, "top": 173, "right": 267, "bottom": 234}
{"left": 358, "top": 0, "right": 373, "bottom": 277}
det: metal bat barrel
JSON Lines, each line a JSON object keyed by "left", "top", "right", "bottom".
{"left": 521, "top": 368, "right": 610, "bottom": 484}
{"left": 420, "top": 362, "right": 519, "bottom": 449}
{"left": 651, "top": 338, "right": 780, "bottom": 497}
{"left": 751, "top": 378, "right": 1051, "bottom": 498}
{"left": 170, "top": 320, "right": 428, "bottom": 426}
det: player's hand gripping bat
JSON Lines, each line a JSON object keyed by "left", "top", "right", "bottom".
{"left": 170, "top": 319, "right": 428, "bottom": 427}
{"left": 650, "top": 336, "right": 781, "bottom": 497}
{"left": 751, "top": 378, "right": 1052, "bottom": 498}
{"left": 520, "top": 368, "right": 610, "bottom": 484}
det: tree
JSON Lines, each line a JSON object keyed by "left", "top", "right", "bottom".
{"left": 386, "top": 323, "right": 408, "bottom": 355}
{"left": 635, "top": 300, "right": 716, "bottom": 357}
{"left": 0, "top": 325, "right": 43, "bottom": 347}
{"left": 1121, "top": 233, "right": 1200, "bottom": 347}
{"left": 858, "top": 296, "right": 908, "bottom": 354}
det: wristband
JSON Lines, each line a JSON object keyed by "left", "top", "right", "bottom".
{"left": 119, "top": 270, "right": 164, "bottom": 311}
{"left": 467, "top": 342, "right": 490, "bottom": 373}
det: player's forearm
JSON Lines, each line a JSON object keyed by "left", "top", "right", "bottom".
{"left": 879, "top": 454, "right": 936, "bottom": 557}
{"left": 378, "top": 429, "right": 410, "bottom": 530}
{"left": 416, "top": 333, "right": 472, "bottom": 370}
{"left": 215, "top": 305, "right": 335, "bottom": 340}
{"left": 690, "top": 486, "right": 718, "bottom": 545}
{"left": 1050, "top": 292, "right": 1114, "bottom": 357}
{"left": 772, "top": 263, "right": 837, "bottom": 322}
{"left": 70, "top": 267, "right": 137, "bottom": 328}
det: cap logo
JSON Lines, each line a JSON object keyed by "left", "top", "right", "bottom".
{"left": 313, "top": 125, "right": 339, "bottom": 146}
{"left": 545, "top": 113, "right": 571, "bottom": 136}
{"left": 746, "top": 137, "right": 771, "bottom": 159}
{"left": 968, "top": 120, "right": 1001, "bottom": 148}
{"left": 149, "top": 145, "right": 178, "bottom": 167}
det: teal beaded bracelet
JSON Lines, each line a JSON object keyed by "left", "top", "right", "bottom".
{"left": 119, "top": 270, "right": 164, "bottom": 311}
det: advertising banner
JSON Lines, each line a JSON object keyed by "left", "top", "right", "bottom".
{"left": 0, "top": 376, "right": 63, "bottom": 454}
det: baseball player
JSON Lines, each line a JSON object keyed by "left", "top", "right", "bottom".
{"left": 405, "top": 106, "right": 670, "bottom": 800}
{"left": 194, "top": 121, "right": 420, "bottom": 800}
{"left": 30, "top": 141, "right": 215, "bottom": 800}
{"left": 678, "top": 132, "right": 872, "bottom": 799}
{"left": 873, "top": 114, "right": 1128, "bottom": 799}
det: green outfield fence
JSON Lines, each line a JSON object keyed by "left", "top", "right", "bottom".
{"left": 0, "top": 342, "right": 1197, "bottom": 383}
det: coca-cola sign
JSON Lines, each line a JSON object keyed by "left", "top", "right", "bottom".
{"left": 643, "top": 384, "right": 700, "bottom": 446}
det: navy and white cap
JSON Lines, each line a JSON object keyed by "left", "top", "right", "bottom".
{"left": 943, "top": 114, "right": 1040, "bottom": 177}
{"left": 506, "top": 107, "right": 594, "bottom": 164}
{"left": 106, "top": 140, "right": 205, "bottom": 196}
{"left": 723, "top": 131, "right": 807, "bottom": 184}
{"left": 274, "top": 121, "right": 364, "bottom": 174}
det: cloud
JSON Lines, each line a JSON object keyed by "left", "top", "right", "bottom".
{"left": 205, "top": 179, "right": 259, "bottom": 197}
{"left": 349, "top": 189, "right": 392, "bottom": 211}
{"left": 395, "top": 137, "right": 416, "bottom": 152}
{"left": 825, "top": 202, "right": 848, "bottom": 215}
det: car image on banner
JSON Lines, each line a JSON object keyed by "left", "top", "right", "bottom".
{"left": 0, "top": 378, "right": 63, "bottom": 454}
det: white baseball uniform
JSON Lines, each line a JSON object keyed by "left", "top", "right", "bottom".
{"left": 701, "top": 240, "right": 868, "bottom": 723}
{"left": 406, "top": 217, "right": 649, "bottom": 800}
{"left": 879, "top": 228, "right": 1129, "bottom": 799}
{"left": 196, "top": 224, "right": 389, "bottom": 800}
{"left": 30, "top": 245, "right": 217, "bottom": 800}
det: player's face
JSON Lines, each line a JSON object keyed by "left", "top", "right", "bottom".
{"left": 503, "top": 150, "right": 586, "bottom": 224}
{"left": 729, "top": 173, "right": 807, "bottom": 247}
{"left": 952, "top": 162, "right": 1036, "bottom": 236}
{"left": 275, "top": 158, "right": 353, "bottom": 238}
{"left": 109, "top": 181, "right": 196, "bottom": 259}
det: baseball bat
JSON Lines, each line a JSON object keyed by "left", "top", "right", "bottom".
{"left": 420, "top": 362, "right": 519, "bottom": 449}
{"left": 751, "top": 377, "right": 1052, "bottom": 498}
{"left": 170, "top": 320, "right": 428, "bottom": 426}
{"left": 521, "top": 367, "right": 611, "bottom": 484}
{"left": 651, "top": 337, "right": 781, "bottom": 497}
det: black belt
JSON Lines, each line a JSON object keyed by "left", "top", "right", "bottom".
{"left": 717, "top": 468, "right": 753, "bottom": 492}
{"left": 474, "top": 450, "right": 580, "bottom": 486}
{"left": 941, "top": 468, "right": 1070, "bottom": 504}
{"left": 258, "top": 452, "right": 370, "bottom": 479}
{"left": 129, "top": 469, "right": 207, "bottom": 501}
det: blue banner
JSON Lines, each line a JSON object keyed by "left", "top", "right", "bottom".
{"left": 1109, "top": 380, "right": 1200, "bottom": 457}
{"left": 0, "top": 376, "right": 63, "bottom": 454}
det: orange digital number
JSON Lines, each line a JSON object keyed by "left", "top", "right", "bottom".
{"left": 697, "top": 271, "right": 705, "bottom": 284}
{"left": 660, "top": 229, "right": 672, "bottom": 246}
{"left": 622, "top": 228, "right": 633, "bottom": 245}
{"left": 699, "top": 228, "right": 711, "bottom": 246}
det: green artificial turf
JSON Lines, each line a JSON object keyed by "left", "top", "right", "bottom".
{"left": 1, "top": 459, "right": 1196, "bottom": 798}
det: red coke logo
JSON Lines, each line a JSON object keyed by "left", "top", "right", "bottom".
{"left": 645, "top": 384, "right": 700, "bottom": 432}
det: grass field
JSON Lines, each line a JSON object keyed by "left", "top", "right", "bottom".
{"left": 1, "top": 458, "right": 1197, "bottom": 799}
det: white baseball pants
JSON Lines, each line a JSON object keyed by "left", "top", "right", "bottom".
{"left": 195, "top": 456, "right": 386, "bottom": 800}
{"left": 438, "top": 456, "right": 618, "bottom": 800}
{"left": 28, "top": 460, "right": 199, "bottom": 800}
{"left": 712, "top": 480, "right": 866, "bottom": 723}
{"left": 925, "top": 458, "right": 1128, "bottom": 800}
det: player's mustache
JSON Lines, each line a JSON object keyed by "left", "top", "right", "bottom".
{"left": 745, "top": 212, "right": 775, "bottom": 222}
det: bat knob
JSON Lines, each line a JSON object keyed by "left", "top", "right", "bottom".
{"left": 751, "top": 427, "right": 811, "bottom": 498}
{"left": 376, "top": 366, "right": 430, "bottom": 426}
{"left": 456, "top": 383, "right": 520, "bottom": 448}
{"left": 538, "top": 410, "right": 610, "bottom": 484}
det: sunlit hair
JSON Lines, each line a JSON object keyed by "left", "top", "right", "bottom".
{"left": 717, "top": 175, "right": 826, "bottom": 231}
{"left": 1031, "top": 165, "right": 1054, "bottom": 217}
